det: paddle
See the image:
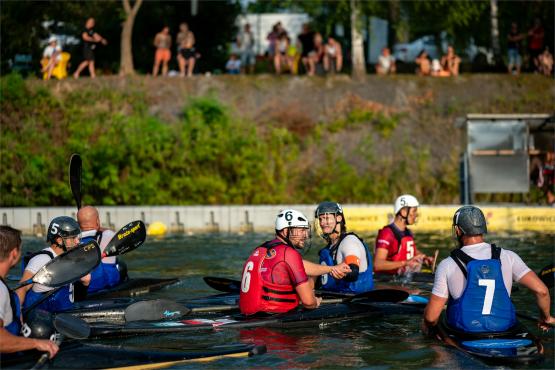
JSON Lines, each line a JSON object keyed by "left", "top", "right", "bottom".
{"left": 102, "top": 220, "right": 146, "bottom": 258}
{"left": 69, "top": 153, "right": 82, "bottom": 210}
{"left": 31, "top": 313, "right": 91, "bottom": 370}
{"left": 124, "top": 299, "right": 191, "bottom": 322}
{"left": 14, "top": 240, "right": 101, "bottom": 291}
{"left": 431, "top": 249, "right": 439, "bottom": 273}
{"left": 322, "top": 288, "right": 409, "bottom": 304}
{"left": 203, "top": 276, "right": 240, "bottom": 293}
{"left": 539, "top": 263, "right": 554, "bottom": 289}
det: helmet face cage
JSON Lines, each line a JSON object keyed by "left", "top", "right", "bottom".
{"left": 47, "top": 216, "right": 81, "bottom": 246}
{"left": 315, "top": 202, "right": 346, "bottom": 237}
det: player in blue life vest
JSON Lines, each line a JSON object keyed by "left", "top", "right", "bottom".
{"left": 422, "top": 205, "right": 555, "bottom": 335}
{"left": 0, "top": 226, "right": 58, "bottom": 359}
{"left": 77, "top": 206, "right": 126, "bottom": 293}
{"left": 17, "top": 216, "right": 91, "bottom": 313}
{"left": 314, "top": 202, "right": 373, "bottom": 294}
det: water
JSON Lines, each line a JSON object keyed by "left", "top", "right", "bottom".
{"left": 13, "top": 232, "right": 555, "bottom": 369}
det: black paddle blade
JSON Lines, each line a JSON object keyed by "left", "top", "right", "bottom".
{"left": 203, "top": 276, "right": 241, "bottom": 293}
{"left": 104, "top": 220, "right": 146, "bottom": 257}
{"left": 348, "top": 289, "right": 409, "bottom": 303}
{"left": 124, "top": 299, "right": 191, "bottom": 322}
{"left": 69, "top": 153, "right": 82, "bottom": 210}
{"left": 54, "top": 313, "right": 90, "bottom": 339}
{"left": 33, "top": 240, "right": 101, "bottom": 288}
{"left": 539, "top": 263, "right": 554, "bottom": 288}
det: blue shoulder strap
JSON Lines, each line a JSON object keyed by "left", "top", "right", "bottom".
{"left": 450, "top": 244, "right": 500, "bottom": 279}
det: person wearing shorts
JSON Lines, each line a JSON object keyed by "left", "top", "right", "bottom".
{"left": 153, "top": 26, "right": 172, "bottom": 77}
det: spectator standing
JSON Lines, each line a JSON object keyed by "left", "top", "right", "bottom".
{"left": 41, "top": 36, "right": 62, "bottom": 80}
{"left": 266, "top": 22, "right": 282, "bottom": 60}
{"left": 176, "top": 23, "right": 195, "bottom": 77}
{"left": 152, "top": 26, "right": 172, "bottom": 77}
{"left": 324, "top": 36, "right": 343, "bottom": 73}
{"left": 309, "top": 32, "right": 325, "bottom": 75}
{"left": 274, "top": 32, "right": 291, "bottom": 74}
{"left": 225, "top": 54, "right": 241, "bottom": 74}
{"left": 298, "top": 23, "right": 315, "bottom": 75}
{"left": 440, "top": 45, "right": 461, "bottom": 76}
{"left": 415, "top": 50, "right": 431, "bottom": 76}
{"left": 527, "top": 18, "right": 545, "bottom": 72}
{"left": 73, "top": 18, "right": 107, "bottom": 79}
{"left": 237, "top": 23, "right": 255, "bottom": 74}
{"left": 376, "top": 47, "right": 396, "bottom": 75}
{"left": 537, "top": 47, "right": 553, "bottom": 76}
{"left": 507, "top": 22, "right": 525, "bottom": 75}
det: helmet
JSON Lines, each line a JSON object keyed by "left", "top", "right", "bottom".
{"left": 453, "top": 206, "right": 487, "bottom": 236}
{"left": 21, "top": 309, "right": 55, "bottom": 340}
{"left": 275, "top": 209, "right": 309, "bottom": 231}
{"left": 394, "top": 194, "right": 419, "bottom": 215}
{"left": 315, "top": 201, "right": 343, "bottom": 218}
{"left": 46, "top": 216, "right": 81, "bottom": 244}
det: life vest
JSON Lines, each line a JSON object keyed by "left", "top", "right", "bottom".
{"left": 319, "top": 232, "right": 374, "bottom": 294}
{"left": 22, "top": 249, "right": 73, "bottom": 313}
{"left": 0, "top": 278, "right": 22, "bottom": 336}
{"left": 376, "top": 224, "right": 417, "bottom": 274}
{"left": 446, "top": 244, "right": 516, "bottom": 333}
{"left": 239, "top": 240, "right": 300, "bottom": 315}
{"left": 81, "top": 232, "right": 121, "bottom": 293}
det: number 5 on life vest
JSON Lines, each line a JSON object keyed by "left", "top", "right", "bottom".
{"left": 241, "top": 261, "right": 254, "bottom": 293}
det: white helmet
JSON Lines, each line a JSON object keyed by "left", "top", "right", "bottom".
{"left": 275, "top": 209, "right": 309, "bottom": 231}
{"left": 394, "top": 194, "right": 419, "bottom": 215}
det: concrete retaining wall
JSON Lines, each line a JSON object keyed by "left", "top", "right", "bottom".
{"left": 1, "top": 205, "right": 554, "bottom": 236}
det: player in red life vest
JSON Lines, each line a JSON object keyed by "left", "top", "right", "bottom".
{"left": 239, "top": 209, "right": 321, "bottom": 315}
{"left": 374, "top": 194, "right": 433, "bottom": 275}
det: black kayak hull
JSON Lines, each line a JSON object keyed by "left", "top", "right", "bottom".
{"left": 437, "top": 314, "right": 544, "bottom": 365}
{"left": 83, "top": 277, "right": 179, "bottom": 300}
{"left": 89, "top": 302, "right": 383, "bottom": 338}
{"left": 2, "top": 342, "right": 266, "bottom": 369}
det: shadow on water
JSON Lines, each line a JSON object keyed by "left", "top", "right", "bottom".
{"left": 12, "top": 232, "right": 555, "bottom": 369}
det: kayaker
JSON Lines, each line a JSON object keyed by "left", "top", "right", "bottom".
{"left": 77, "top": 206, "right": 126, "bottom": 293}
{"left": 374, "top": 194, "right": 433, "bottom": 275}
{"left": 0, "top": 226, "right": 59, "bottom": 358}
{"left": 422, "top": 205, "right": 555, "bottom": 335}
{"left": 239, "top": 209, "right": 321, "bottom": 315}
{"left": 314, "top": 202, "right": 374, "bottom": 294}
{"left": 17, "top": 216, "right": 91, "bottom": 313}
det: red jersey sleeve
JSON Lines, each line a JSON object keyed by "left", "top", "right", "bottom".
{"left": 283, "top": 248, "right": 309, "bottom": 287}
{"left": 375, "top": 227, "right": 398, "bottom": 258}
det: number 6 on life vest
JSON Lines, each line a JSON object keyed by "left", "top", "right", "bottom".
{"left": 241, "top": 261, "right": 254, "bottom": 293}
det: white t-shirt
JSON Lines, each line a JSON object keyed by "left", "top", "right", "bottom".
{"left": 81, "top": 229, "right": 116, "bottom": 264}
{"left": 0, "top": 281, "right": 14, "bottom": 327}
{"left": 432, "top": 242, "right": 531, "bottom": 300}
{"left": 335, "top": 234, "right": 368, "bottom": 272}
{"left": 238, "top": 31, "right": 254, "bottom": 52}
{"left": 378, "top": 55, "right": 395, "bottom": 71}
{"left": 25, "top": 247, "right": 58, "bottom": 293}
{"left": 43, "top": 45, "right": 62, "bottom": 60}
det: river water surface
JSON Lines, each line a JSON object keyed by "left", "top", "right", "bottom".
{"left": 17, "top": 231, "right": 554, "bottom": 369}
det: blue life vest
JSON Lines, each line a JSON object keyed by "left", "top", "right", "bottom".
{"left": 447, "top": 244, "right": 516, "bottom": 333}
{"left": 319, "top": 232, "right": 374, "bottom": 294}
{"left": 22, "top": 249, "right": 73, "bottom": 313}
{"left": 0, "top": 278, "right": 22, "bottom": 336}
{"left": 81, "top": 232, "right": 121, "bottom": 293}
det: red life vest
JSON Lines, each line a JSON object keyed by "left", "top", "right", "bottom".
{"left": 376, "top": 224, "right": 417, "bottom": 274}
{"left": 239, "top": 240, "right": 300, "bottom": 315}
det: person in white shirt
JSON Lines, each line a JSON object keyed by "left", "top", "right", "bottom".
{"left": 376, "top": 47, "right": 396, "bottom": 75}
{"left": 42, "top": 36, "right": 62, "bottom": 80}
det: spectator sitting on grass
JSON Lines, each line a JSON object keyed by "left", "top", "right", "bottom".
{"left": 537, "top": 47, "right": 553, "bottom": 76}
{"left": 324, "top": 36, "right": 343, "bottom": 73}
{"left": 42, "top": 36, "right": 62, "bottom": 80}
{"left": 415, "top": 50, "right": 431, "bottom": 76}
{"left": 376, "top": 47, "right": 396, "bottom": 75}
{"left": 440, "top": 45, "right": 461, "bottom": 76}
{"left": 226, "top": 54, "right": 241, "bottom": 75}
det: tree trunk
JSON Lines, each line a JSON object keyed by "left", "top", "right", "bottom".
{"left": 119, "top": 0, "right": 142, "bottom": 76}
{"left": 490, "top": 0, "right": 501, "bottom": 58}
{"left": 350, "top": 0, "right": 366, "bottom": 78}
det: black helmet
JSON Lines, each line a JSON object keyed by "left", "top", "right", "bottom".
{"left": 315, "top": 201, "right": 343, "bottom": 218}
{"left": 46, "top": 216, "right": 81, "bottom": 244}
{"left": 453, "top": 206, "right": 487, "bottom": 236}
{"left": 21, "top": 309, "right": 55, "bottom": 339}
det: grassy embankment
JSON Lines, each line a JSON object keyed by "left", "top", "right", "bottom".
{"left": 0, "top": 73, "right": 552, "bottom": 207}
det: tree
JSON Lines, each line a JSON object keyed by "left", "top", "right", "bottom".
{"left": 350, "top": 0, "right": 366, "bottom": 78}
{"left": 119, "top": 0, "right": 142, "bottom": 76}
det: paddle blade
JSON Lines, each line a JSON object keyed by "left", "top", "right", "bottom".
{"left": 33, "top": 240, "right": 101, "bottom": 288}
{"left": 539, "top": 263, "right": 554, "bottom": 288}
{"left": 203, "top": 276, "right": 241, "bottom": 293}
{"left": 69, "top": 153, "right": 82, "bottom": 210}
{"left": 103, "top": 220, "right": 146, "bottom": 258}
{"left": 124, "top": 299, "right": 191, "bottom": 322}
{"left": 54, "top": 313, "right": 90, "bottom": 339}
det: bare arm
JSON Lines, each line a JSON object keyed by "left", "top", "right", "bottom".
{"left": 16, "top": 270, "right": 35, "bottom": 307}
{"left": 373, "top": 248, "right": 407, "bottom": 272}
{"left": 302, "top": 259, "right": 351, "bottom": 279}
{"left": 0, "top": 326, "right": 59, "bottom": 358}
{"left": 422, "top": 293, "right": 448, "bottom": 335}
{"left": 295, "top": 281, "right": 320, "bottom": 309}
{"left": 518, "top": 271, "right": 555, "bottom": 327}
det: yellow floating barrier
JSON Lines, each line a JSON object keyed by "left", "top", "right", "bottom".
{"left": 147, "top": 221, "right": 167, "bottom": 236}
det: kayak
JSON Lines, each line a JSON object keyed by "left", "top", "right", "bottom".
{"left": 89, "top": 301, "right": 384, "bottom": 338}
{"left": 436, "top": 314, "right": 544, "bottom": 365}
{"left": 2, "top": 342, "right": 266, "bottom": 369}
{"left": 83, "top": 277, "right": 179, "bottom": 300}
{"left": 373, "top": 272, "right": 434, "bottom": 284}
